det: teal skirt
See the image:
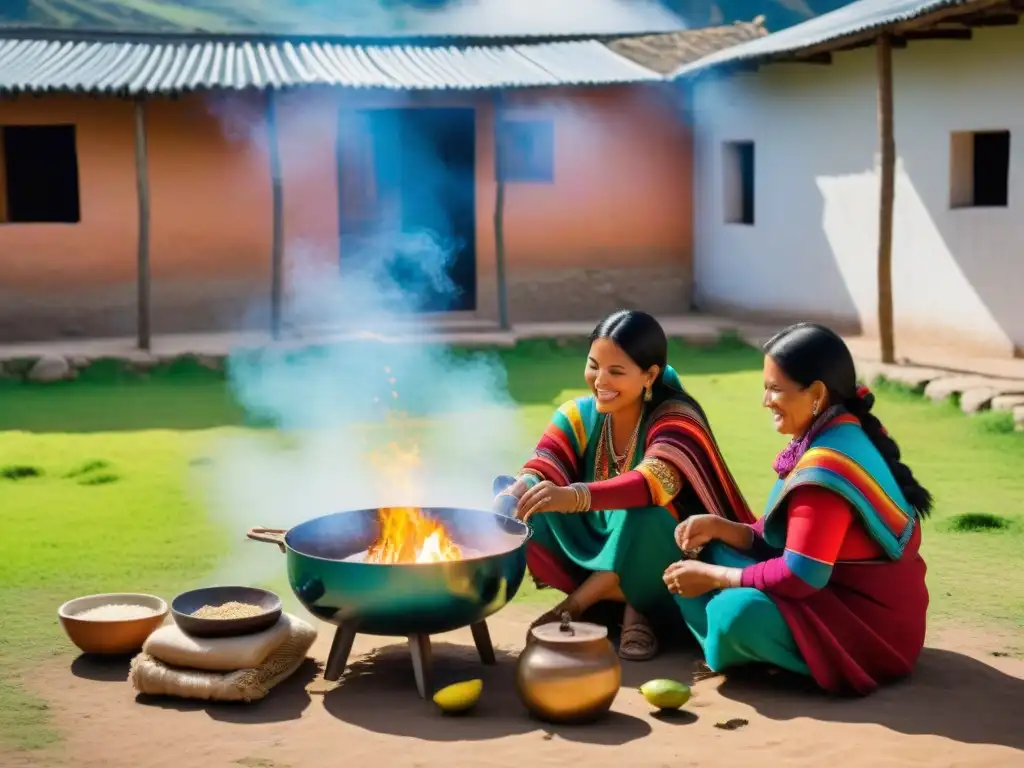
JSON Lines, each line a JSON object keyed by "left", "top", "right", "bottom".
{"left": 672, "top": 542, "right": 810, "bottom": 675}
{"left": 529, "top": 505, "right": 682, "bottom": 626}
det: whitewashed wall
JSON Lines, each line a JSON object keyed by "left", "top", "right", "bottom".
{"left": 692, "top": 24, "right": 1024, "bottom": 356}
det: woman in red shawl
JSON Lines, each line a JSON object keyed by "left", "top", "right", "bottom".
{"left": 664, "top": 323, "right": 931, "bottom": 695}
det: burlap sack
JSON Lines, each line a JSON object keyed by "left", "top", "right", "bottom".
{"left": 130, "top": 613, "right": 318, "bottom": 703}
{"left": 143, "top": 614, "right": 292, "bottom": 672}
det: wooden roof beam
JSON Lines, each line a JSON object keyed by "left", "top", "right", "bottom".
{"left": 793, "top": 52, "right": 833, "bottom": 64}
{"left": 901, "top": 28, "right": 974, "bottom": 40}
{"left": 957, "top": 12, "right": 1021, "bottom": 26}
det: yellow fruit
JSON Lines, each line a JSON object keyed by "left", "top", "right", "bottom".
{"left": 432, "top": 679, "right": 483, "bottom": 714}
{"left": 639, "top": 679, "right": 691, "bottom": 710}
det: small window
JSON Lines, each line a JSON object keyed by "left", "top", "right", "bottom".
{"left": 723, "top": 140, "right": 755, "bottom": 225}
{"left": 950, "top": 130, "right": 1010, "bottom": 209}
{"left": 0, "top": 125, "right": 81, "bottom": 224}
{"left": 496, "top": 119, "right": 554, "bottom": 183}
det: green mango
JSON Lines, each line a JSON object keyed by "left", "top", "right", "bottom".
{"left": 639, "top": 679, "right": 691, "bottom": 710}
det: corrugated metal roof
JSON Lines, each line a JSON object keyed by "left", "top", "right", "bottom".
{"left": 669, "top": 0, "right": 989, "bottom": 78}
{"left": 0, "top": 0, "right": 685, "bottom": 40}
{"left": 0, "top": 37, "right": 661, "bottom": 93}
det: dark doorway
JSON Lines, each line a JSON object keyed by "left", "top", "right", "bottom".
{"left": 337, "top": 107, "right": 477, "bottom": 313}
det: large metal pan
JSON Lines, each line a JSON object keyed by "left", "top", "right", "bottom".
{"left": 247, "top": 506, "right": 530, "bottom": 637}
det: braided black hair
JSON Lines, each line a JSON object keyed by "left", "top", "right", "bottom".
{"left": 764, "top": 323, "right": 933, "bottom": 517}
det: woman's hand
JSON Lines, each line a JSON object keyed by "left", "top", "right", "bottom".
{"left": 516, "top": 480, "right": 579, "bottom": 522}
{"left": 674, "top": 514, "right": 722, "bottom": 553}
{"left": 663, "top": 560, "right": 733, "bottom": 598}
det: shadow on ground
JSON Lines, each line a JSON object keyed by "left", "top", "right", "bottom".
{"left": 70, "top": 654, "right": 319, "bottom": 724}
{"left": 650, "top": 645, "right": 1024, "bottom": 752}
{"left": 322, "top": 641, "right": 651, "bottom": 744}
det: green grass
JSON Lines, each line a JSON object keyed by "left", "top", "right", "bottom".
{"left": 1, "top": 338, "right": 1022, "bottom": 752}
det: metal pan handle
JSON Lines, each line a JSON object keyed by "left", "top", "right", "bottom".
{"left": 247, "top": 527, "right": 287, "bottom": 553}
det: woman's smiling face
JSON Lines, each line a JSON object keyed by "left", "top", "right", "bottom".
{"left": 762, "top": 354, "right": 823, "bottom": 436}
{"left": 585, "top": 337, "right": 657, "bottom": 415}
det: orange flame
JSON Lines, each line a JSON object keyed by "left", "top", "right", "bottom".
{"left": 365, "top": 441, "right": 462, "bottom": 564}
{"left": 365, "top": 505, "right": 463, "bottom": 564}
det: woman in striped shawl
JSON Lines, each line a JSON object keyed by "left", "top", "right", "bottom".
{"left": 493, "top": 310, "right": 753, "bottom": 661}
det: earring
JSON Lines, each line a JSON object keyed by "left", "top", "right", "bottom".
{"left": 812, "top": 402, "right": 820, "bottom": 416}
{"left": 644, "top": 386, "right": 652, "bottom": 402}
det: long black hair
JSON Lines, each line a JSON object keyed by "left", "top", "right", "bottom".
{"left": 763, "top": 322, "right": 933, "bottom": 517}
{"left": 590, "top": 309, "right": 707, "bottom": 421}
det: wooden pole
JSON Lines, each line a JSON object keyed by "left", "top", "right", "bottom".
{"left": 876, "top": 35, "right": 896, "bottom": 364}
{"left": 133, "top": 98, "right": 151, "bottom": 351}
{"left": 266, "top": 89, "right": 284, "bottom": 339}
{"left": 492, "top": 92, "right": 510, "bottom": 331}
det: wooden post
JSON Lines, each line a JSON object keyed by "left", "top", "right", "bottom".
{"left": 492, "top": 92, "right": 510, "bottom": 331}
{"left": 133, "top": 98, "right": 151, "bottom": 351}
{"left": 266, "top": 90, "right": 284, "bottom": 339}
{"left": 876, "top": 35, "right": 896, "bottom": 364}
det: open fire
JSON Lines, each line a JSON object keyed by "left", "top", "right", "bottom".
{"left": 365, "top": 505, "right": 463, "bottom": 564}
{"left": 365, "top": 441, "right": 463, "bottom": 564}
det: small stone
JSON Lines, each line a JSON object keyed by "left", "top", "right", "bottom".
{"left": 121, "top": 353, "right": 159, "bottom": 370}
{"left": 923, "top": 376, "right": 993, "bottom": 403}
{"left": 68, "top": 356, "right": 92, "bottom": 369}
{"left": 866, "top": 364, "right": 945, "bottom": 392}
{"left": 3, "top": 357, "right": 36, "bottom": 376}
{"left": 195, "top": 354, "right": 224, "bottom": 371}
{"left": 960, "top": 387, "right": 997, "bottom": 414}
{"left": 992, "top": 394, "right": 1024, "bottom": 412}
{"left": 26, "top": 356, "right": 72, "bottom": 383}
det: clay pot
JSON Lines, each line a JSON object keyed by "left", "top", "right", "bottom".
{"left": 515, "top": 612, "right": 621, "bottom": 724}
{"left": 58, "top": 593, "right": 168, "bottom": 655}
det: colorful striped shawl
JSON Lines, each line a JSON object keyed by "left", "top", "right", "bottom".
{"left": 521, "top": 366, "right": 754, "bottom": 524}
{"left": 761, "top": 414, "right": 917, "bottom": 561}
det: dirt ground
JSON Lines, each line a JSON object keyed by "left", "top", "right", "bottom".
{"left": 8, "top": 605, "right": 1023, "bottom": 768}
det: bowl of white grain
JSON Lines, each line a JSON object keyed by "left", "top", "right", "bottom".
{"left": 58, "top": 593, "right": 169, "bottom": 655}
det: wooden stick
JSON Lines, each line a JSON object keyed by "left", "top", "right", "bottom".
{"left": 876, "top": 35, "right": 896, "bottom": 364}
{"left": 492, "top": 92, "right": 510, "bottom": 331}
{"left": 267, "top": 90, "right": 284, "bottom": 340}
{"left": 133, "top": 98, "right": 151, "bottom": 352}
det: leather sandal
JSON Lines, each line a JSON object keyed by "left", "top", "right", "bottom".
{"left": 619, "top": 621, "right": 659, "bottom": 661}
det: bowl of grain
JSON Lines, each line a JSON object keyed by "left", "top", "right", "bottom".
{"left": 171, "top": 586, "right": 282, "bottom": 638}
{"left": 58, "top": 593, "right": 169, "bottom": 655}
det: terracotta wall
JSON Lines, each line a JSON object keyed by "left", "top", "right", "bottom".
{"left": 0, "top": 96, "right": 139, "bottom": 340}
{"left": 0, "top": 84, "right": 694, "bottom": 342}
{"left": 494, "top": 85, "right": 694, "bottom": 322}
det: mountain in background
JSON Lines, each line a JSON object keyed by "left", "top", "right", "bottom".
{"left": 0, "top": 0, "right": 683, "bottom": 36}
{"left": 657, "top": 1, "right": 855, "bottom": 32}
{"left": 0, "top": 1, "right": 856, "bottom": 36}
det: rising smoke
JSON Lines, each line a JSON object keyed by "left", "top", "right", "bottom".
{"left": 193, "top": 0, "right": 690, "bottom": 586}
{"left": 196, "top": 102, "right": 527, "bottom": 586}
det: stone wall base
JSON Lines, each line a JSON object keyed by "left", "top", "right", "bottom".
{"left": 502, "top": 265, "right": 692, "bottom": 324}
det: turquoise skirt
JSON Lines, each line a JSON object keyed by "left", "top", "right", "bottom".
{"left": 528, "top": 505, "right": 682, "bottom": 627}
{"left": 672, "top": 542, "right": 810, "bottom": 676}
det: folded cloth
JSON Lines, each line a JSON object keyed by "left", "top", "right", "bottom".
{"left": 143, "top": 613, "right": 293, "bottom": 672}
{"left": 130, "top": 613, "right": 318, "bottom": 702}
